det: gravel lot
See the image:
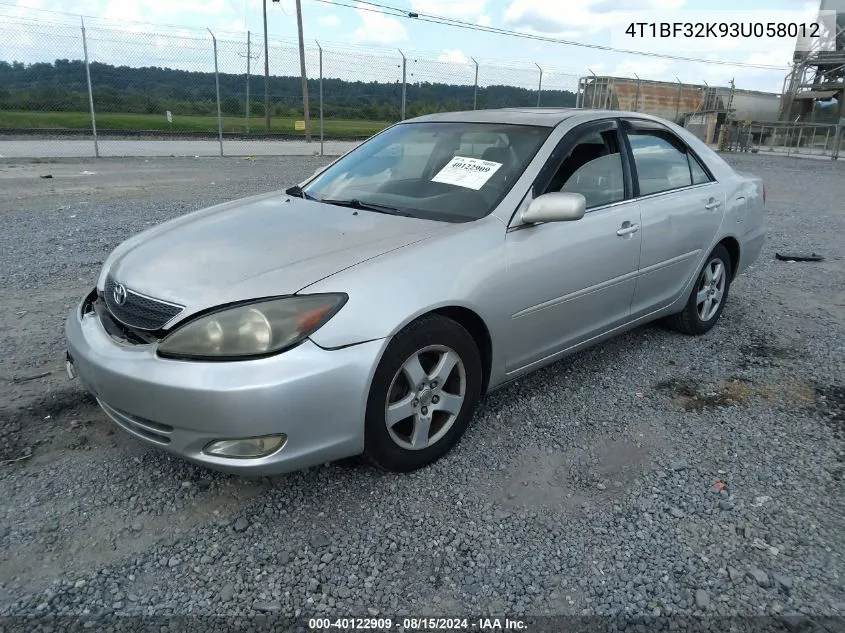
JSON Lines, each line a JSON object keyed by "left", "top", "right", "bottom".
{"left": 0, "top": 153, "right": 843, "bottom": 631}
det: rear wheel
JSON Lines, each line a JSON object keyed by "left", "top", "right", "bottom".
{"left": 363, "top": 314, "right": 482, "bottom": 472}
{"left": 666, "top": 244, "right": 733, "bottom": 335}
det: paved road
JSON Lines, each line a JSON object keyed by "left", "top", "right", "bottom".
{"left": 2, "top": 138, "right": 839, "bottom": 163}
{"left": 0, "top": 138, "right": 360, "bottom": 159}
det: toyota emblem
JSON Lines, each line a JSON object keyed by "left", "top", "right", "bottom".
{"left": 112, "top": 283, "right": 128, "bottom": 306}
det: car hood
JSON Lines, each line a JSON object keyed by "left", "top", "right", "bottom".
{"left": 104, "top": 191, "right": 446, "bottom": 315}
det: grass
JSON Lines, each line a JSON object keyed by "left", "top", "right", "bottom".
{"left": 0, "top": 111, "right": 390, "bottom": 137}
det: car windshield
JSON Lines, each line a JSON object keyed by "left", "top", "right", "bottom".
{"left": 302, "top": 122, "right": 551, "bottom": 223}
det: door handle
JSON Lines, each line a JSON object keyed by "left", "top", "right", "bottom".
{"left": 704, "top": 199, "right": 722, "bottom": 210}
{"left": 616, "top": 223, "right": 640, "bottom": 236}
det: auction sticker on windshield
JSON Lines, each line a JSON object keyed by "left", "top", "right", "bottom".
{"left": 432, "top": 156, "right": 503, "bottom": 190}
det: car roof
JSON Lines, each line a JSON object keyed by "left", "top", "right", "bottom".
{"left": 401, "top": 108, "right": 661, "bottom": 127}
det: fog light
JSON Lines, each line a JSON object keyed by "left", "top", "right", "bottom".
{"left": 203, "top": 434, "right": 287, "bottom": 459}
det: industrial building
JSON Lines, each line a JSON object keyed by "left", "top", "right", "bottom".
{"left": 575, "top": 76, "right": 781, "bottom": 144}
{"left": 780, "top": 0, "right": 845, "bottom": 122}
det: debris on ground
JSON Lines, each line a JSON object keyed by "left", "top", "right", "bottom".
{"left": 1, "top": 453, "right": 33, "bottom": 465}
{"left": 775, "top": 252, "right": 824, "bottom": 262}
{"left": 0, "top": 371, "right": 51, "bottom": 384}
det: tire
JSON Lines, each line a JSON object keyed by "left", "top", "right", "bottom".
{"left": 363, "top": 314, "right": 482, "bottom": 472}
{"left": 666, "top": 244, "right": 733, "bottom": 336}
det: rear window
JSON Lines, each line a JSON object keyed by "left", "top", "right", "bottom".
{"left": 627, "top": 131, "right": 693, "bottom": 196}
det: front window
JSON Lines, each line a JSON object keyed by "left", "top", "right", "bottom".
{"left": 544, "top": 129, "right": 625, "bottom": 209}
{"left": 303, "top": 122, "right": 551, "bottom": 223}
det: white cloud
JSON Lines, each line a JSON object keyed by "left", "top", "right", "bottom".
{"left": 742, "top": 48, "right": 795, "bottom": 68}
{"left": 693, "top": 49, "right": 792, "bottom": 92}
{"left": 224, "top": 18, "right": 246, "bottom": 33}
{"left": 350, "top": 2, "right": 408, "bottom": 45}
{"left": 503, "top": 0, "right": 686, "bottom": 34}
{"left": 477, "top": 14, "right": 492, "bottom": 27}
{"left": 437, "top": 48, "right": 470, "bottom": 64}
{"left": 0, "top": 0, "right": 105, "bottom": 20}
{"left": 277, "top": 0, "right": 296, "bottom": 14}
{"left": 411, "top": 0, "right": 487, "bottom": 19}
{"left": 126, "top": 0, "right": 236, "bottom": 18}
{"left": 171, "top": 0, "right": 234, "bottom": 16}
{"left": 68, "top": 0, "right": 240, "bottom": 32}
{"left": 318, "top": 14, "right": 341, "bottom": 27}
{"left": 645, "top": 0, "right": 684, "bottom": 8}
{"left": 101, "top": 0, "right": 145, "bottom": 25}
{"left": 504, "top": 0, "right": 618, "bottom": 33}
{"left": 611, "top": 58, "right": 671, "bottom": 79}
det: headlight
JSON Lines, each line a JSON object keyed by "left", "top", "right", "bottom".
{"left": 157, "top": 294, "right": 346, "bottom": 360}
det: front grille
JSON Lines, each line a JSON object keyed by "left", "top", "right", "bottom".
{"left": 95, "top": 297, "right": 160, "bottom": 345}
{"left": 103, "top": 275, "right": 183, "bottom": 331}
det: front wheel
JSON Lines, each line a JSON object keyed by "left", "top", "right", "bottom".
{"left": 363, "top": 314, "right": 482, "bottom": 472}
{"left": 666, "top": 244, "right": 733, "bottom": 335}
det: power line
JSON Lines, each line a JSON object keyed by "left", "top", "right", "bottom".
{"left": 310, "top": 0, "right": 791, "bottom": 70}
{"left": 0, "top": 0, "right": 791, "bottom": 71}
{"left": 0, "top": 10, "right": 316, "bottom": 54}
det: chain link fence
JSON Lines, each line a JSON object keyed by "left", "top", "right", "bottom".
{"left": 4, "top": 9, "right": 807, "bottom": 161}
{"left": 0, "top": 11, "right": 581, "bottom": 158}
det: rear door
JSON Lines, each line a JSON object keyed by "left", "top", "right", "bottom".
{"left": 502, "top": 118, "right": 642, "bottom": 372}
{"left": 621, "top": 119, "right": 726, "bottom": 317}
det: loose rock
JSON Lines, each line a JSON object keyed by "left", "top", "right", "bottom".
{"left": 748, "top": 568, "right": 770, "bottom": 588}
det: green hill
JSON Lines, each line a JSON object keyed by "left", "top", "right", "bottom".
{"left": 0, "top": 58, "right": 577, "bottom": 131}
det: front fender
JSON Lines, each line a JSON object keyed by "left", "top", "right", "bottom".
{"left": 301, "top": 217, "right": 507, "bottom": 351}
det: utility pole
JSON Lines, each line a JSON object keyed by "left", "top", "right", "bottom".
{"left": 717, "top": 77, "right": 736, "bottom": 152}
{"left": 263, "top": 0, "right": 271, "bottom": 132}
{"left": 238, "top": 31, "right": 259, "bottom": 134}
{"left": 726, "top": 77, "right": 736, "bottom": 116}
{"left": 295, "top": 0, "right": 311, "bottom": 142}
{"left": 246, "top": 31, "right": 251, "bottom": 134}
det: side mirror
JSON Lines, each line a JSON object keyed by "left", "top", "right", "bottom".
{"left": 521, "top": 192, "right": 586, "bottom": 224}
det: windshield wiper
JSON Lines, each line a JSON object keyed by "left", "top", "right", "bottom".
{"left": 319, "top": 198, "right": 409, "bottom": 216}
{"left": 284, "top": 184, "right": 316, "bottom": 200}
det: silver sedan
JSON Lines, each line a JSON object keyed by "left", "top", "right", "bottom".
{"left": 65, "top": 108, "right": 765, "bottom": 475}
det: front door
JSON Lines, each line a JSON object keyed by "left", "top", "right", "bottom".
{"left": 503, "top": 119, "right": 642, "bottom": 373}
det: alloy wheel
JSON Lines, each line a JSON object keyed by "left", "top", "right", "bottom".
{"left": 384, "top": 345, "right": 466, "bottom": 451}
{"left": 696, "top": 257, "right": 726, "bottom": 322}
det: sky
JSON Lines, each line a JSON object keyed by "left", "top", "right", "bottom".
{"left": 0, "top": 0, "right": 831, "bottom": 92}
